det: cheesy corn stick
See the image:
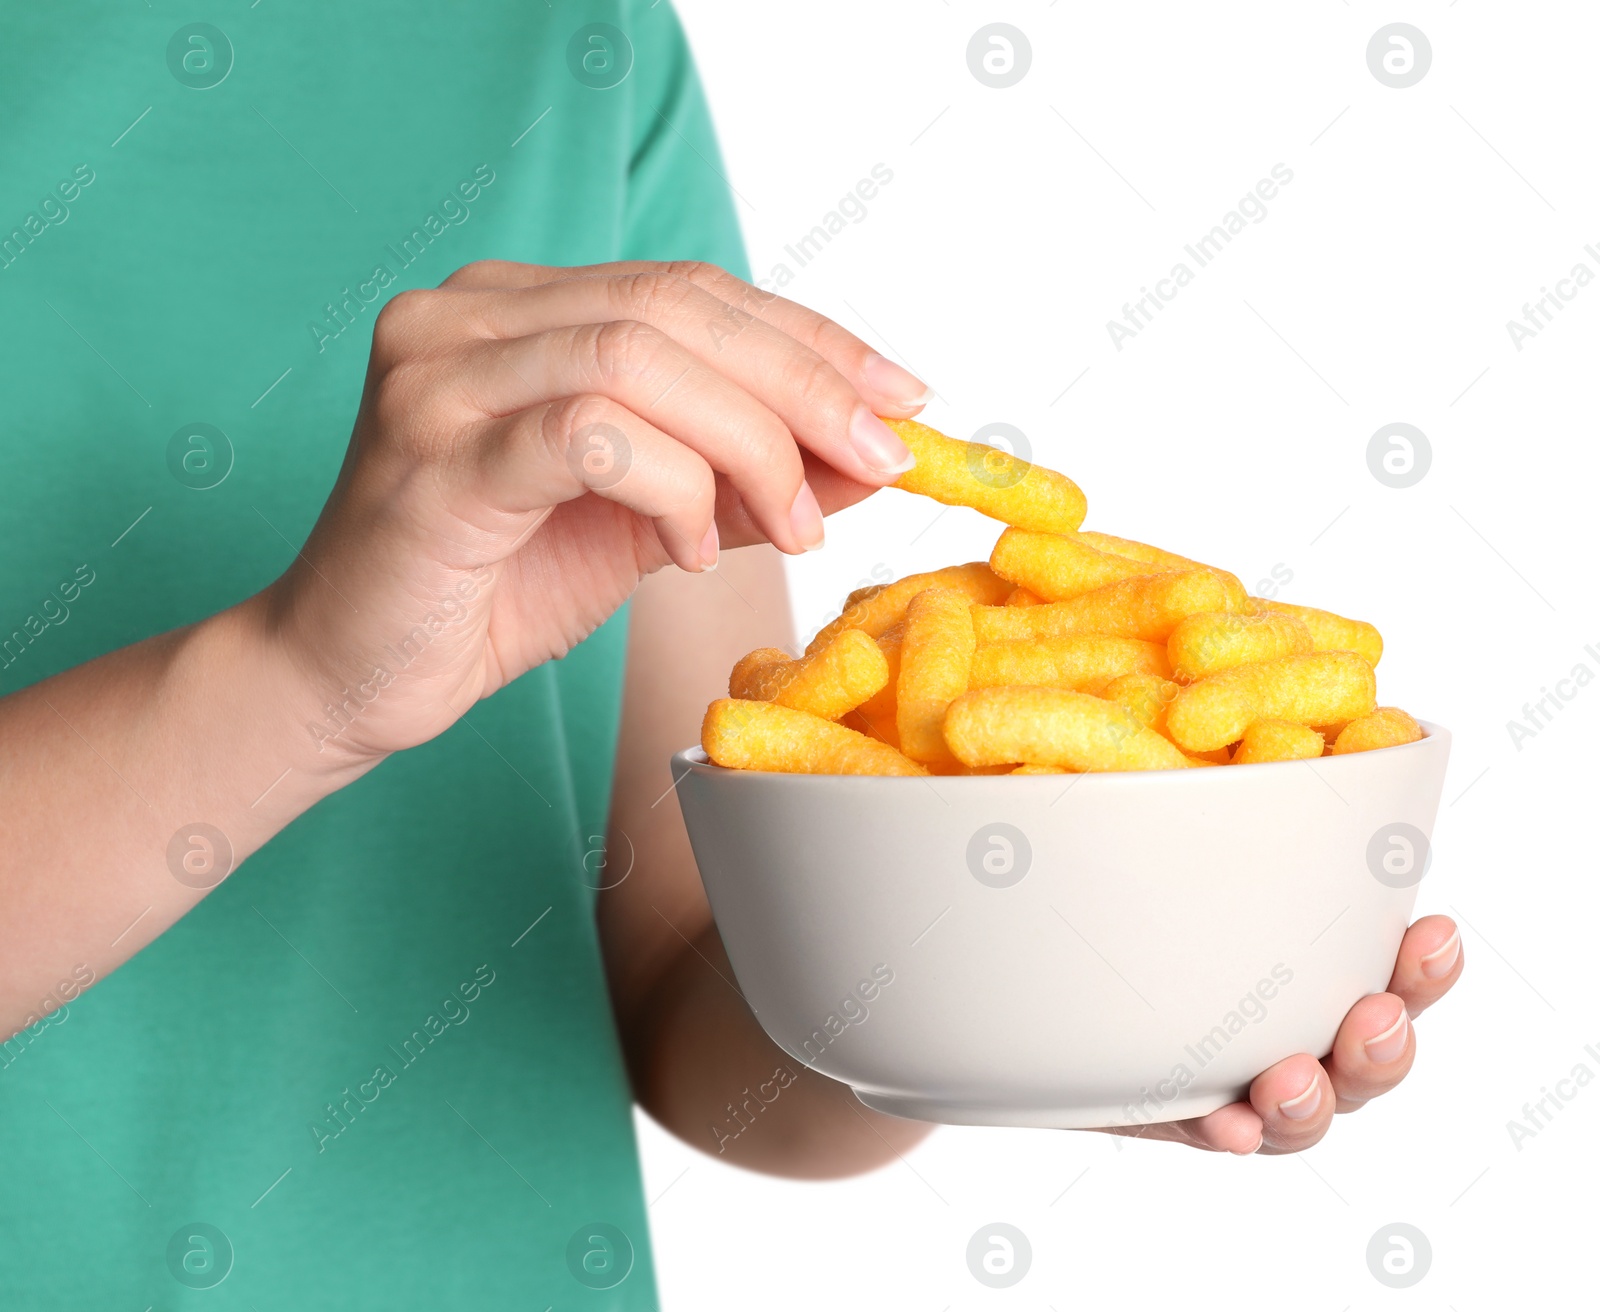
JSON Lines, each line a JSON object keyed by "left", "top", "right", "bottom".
{"left": 1075, "top": 531, "right": 1202, "bottom": 572}
{"left": 1167, "top": 610, "right": 1313, "bottom": 682}
{"left": 1101, "top": 672, "right": 1180, "bottom": 731}
{"left": 806, "top": 562, "right": 1008, "bottom": 655}
{"left": 971, "top": 635, "right": 1171, "bottom": 694}
{"left": 844, "top": 625, "right": 903, "bottom": 748}
{"left": 702, "top": 699, "right": 928, "bottom": 776}
{"left": 1166, "top": 652, "right": 1378, "bottom": 753}
{"left": 1231, "top": 719, "right": 1325, "bottom": 765}
{"left": 1011, "top": 763, "right": 1070, "bottom": 775}
{"left": 886, "top": 418, "right": 1087, "bottom": 534}
{"left": 990, "top": 528, "right": 1155, "bottom": 601}
{"left": 1331, "top": 707, "right": 1423, "bottom": 755}
{"left": 946, "top": 687, "right": 1194, "bottom": 772}
{"left": 896, "top": 588, "right": 977, "bottom": 766}
{"left": 728, "top": 630, "right": 889, "bottom": 721}
{"left": 972, "top": 569, "right": 1249, "bottom": 644}
{"left": 1252, "top": 599, "right": 1383, "bottom": 667}
{"left": 1005, "top": 586, "right": 1046, "bottom": 607}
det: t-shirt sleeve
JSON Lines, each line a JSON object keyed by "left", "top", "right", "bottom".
{"left": 619, "top": 1, "right": 750, "bottom": 280}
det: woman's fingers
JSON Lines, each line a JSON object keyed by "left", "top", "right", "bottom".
{"left": 1249, "top": 1053, "right": 1337, "bottom": 1154}
{"left": 439, "top": 274, "right": 917, "bottom": 487}
{"left": 1386, "top": 914, "right": 1463, "bottom": 1018}
{"left": 440, "top": 257, "right": 931, "bottom": 425}
{"left": 1324, "top": 991, "right": 1417, "bottom": 1112}
{"left": 464, "top": 396, "right": 718, "bottom": 574}
{"left": 449, "top": 322, "right": 820, "bottom": 554}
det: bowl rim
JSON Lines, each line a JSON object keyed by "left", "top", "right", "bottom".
{"left": 673, "top": 720, "right": 1449, "bottom": 784}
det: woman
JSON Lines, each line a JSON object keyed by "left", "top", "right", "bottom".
{"left": 0, "top": 3, "right": 1461, "bottom": 1305}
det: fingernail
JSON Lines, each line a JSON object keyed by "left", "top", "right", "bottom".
{"left": 698, "top": 522, "right": 719, "bottom": 571}
{"left": 848, "top": 406, "right": 915, "bottom": 477}
{"left": 789, "top": 482, "right": 825, "bottom": 552}
{"left": 1420, "top": 929, "right": 1461, "bottom": 980}
{"left": 1364, "top": 1005, "right": 1410, "bottom": 1066}
{"left": 1277, "top": 1075, "right": 1323, "bottom": 1121}
{"left": 861, "top": 353, "right": 932, "bottom": 408}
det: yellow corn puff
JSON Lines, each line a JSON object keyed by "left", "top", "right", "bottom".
{"left": 1075, "top": 531, "right": 1202, "bottom": 572}
{"left": 1101, "top": 672, "right": 1180, "bottom": 732}
{"left": 990, "top": 528, "right": 1156, "bottom": 601}
{"left": 846, "top": 625, "right": 903, "bottom": 747}
{"left": 895, "top": 588, "right": 977, "bottom": 765}
{"left": 728, "top": 630, "right": 889, "bottom": 721}
{"left": 946, "top": 687, "right": 1195, "bottom": 772}
{"left": 1253, "top": 599, "right": 1383, "bottom": 667}
{"left": 1011, "top": 763, "right": 1070, "bottom": 774}
{"left": 1005, "top": 586, "right": 1046, "bottom": 607}
{"left": 702, "top": 699, "right": 927, "bottom": 776}
{"left": 971, "top": 635, "right": 1171, "bottom": 694}
{"left": 1167, "top": 610, "right": 1313, "bottom": 682}
{"left": 1231, "top": 719, "right": 1325, "bottom": 765}
{"left": 1331, "top": 707, "right": 1423, "bottom": 755}
{"left": 886, "top": 418, "right": 1087, "bottom": 534}
{"left": 973, "top": 569, "right": 1249, "bottom": 645}
{"left": 1166, "top": 652, "right": 1378, "bottom": 753}
{"left": 806, "top": 562, "right": 1008, "bottom": 655}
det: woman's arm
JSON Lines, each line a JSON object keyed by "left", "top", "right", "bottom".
{"left": 0, "top": 258, "right": 928, "bottom": 1041}
{"left": 0, "top": 601, "right": 363, "bottom": 1037}
{"left": 600, "top": 545, "right": 934, "bottom": 1177}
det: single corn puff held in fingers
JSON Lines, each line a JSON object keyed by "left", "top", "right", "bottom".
{"left": 1005, "top": 586, "right": 1047, "bottom": 607}
{"left": 946, "top": 686, "right": 1194, "bottom": 772}
{"left": 990, "top": 529, "right": 1157, "bottom": 601}
{"left": 885, "top": 418, "right": 1087, "bottom": 534}
{"left": 972, "top": 569, "right": 1249, "bottom": 645}
{"left": 806, "top": 562, "right": 1008, "bottom": 654}
{"left": 1166, "top": 651, "right": 1378, "bottom": 753}
{"left": 1101, "top": 672, "right": 1181, "bottom": 732}
{"left": 971, "top": 635, "right": 1172, "bottom": 695}
{"left": 728, "top": 631, "right": 889, "bottom": 721}
{"left": 1331, "top": 707, "right": 1423, "bottom": 755}
{"left": 702, "top": 699, "right": 927, "bottom": 776}
{"left": 1231, "top": 719, "right": 1325, "bottom": 765}
{"left": 1167, "top": 610, "right": 1313, "bottom": 682}
{"left": 896, "top": 588, "right": 977, "bottom": 766}
{"left": 1252, "top": 599, "right": 1383, "bottom": 667}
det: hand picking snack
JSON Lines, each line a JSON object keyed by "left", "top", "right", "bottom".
{"left": 701, "top": 419, "right": 1421, "bottom": 776}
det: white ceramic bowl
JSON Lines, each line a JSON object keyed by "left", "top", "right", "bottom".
{"left": 673, "top": 724, "right": 1450, "bottom": 1129}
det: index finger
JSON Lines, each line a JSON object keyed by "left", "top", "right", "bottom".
{"left": 442, "top": 258, "right": 933, "bottom": 418}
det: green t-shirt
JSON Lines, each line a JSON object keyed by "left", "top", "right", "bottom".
{"left": 0, "top": 4, "right": 744, "bottom": 1306}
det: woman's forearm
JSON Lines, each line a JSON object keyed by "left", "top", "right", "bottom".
{"left": 0, "top": 596, "right": 366, "bottom": 1036}
{"left": 624, "top": 923, "right": 932, "bottom": 1178}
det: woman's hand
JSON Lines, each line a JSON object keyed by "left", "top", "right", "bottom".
{"left": 1100, "top": 914, "right": 1463, "bottom": 1154}
{"left": 255, "top": 260, "right": 929, "bottom": 764}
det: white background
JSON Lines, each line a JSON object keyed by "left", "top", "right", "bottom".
{"left": 640, "top": 3, "right": 1599, "bottom": 1307}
